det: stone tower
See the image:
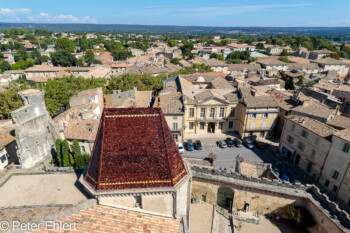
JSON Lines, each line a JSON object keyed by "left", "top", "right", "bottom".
{"left": 11, "top": 89, "right": 59, "bottom": 169}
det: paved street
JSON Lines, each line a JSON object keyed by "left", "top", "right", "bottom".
{"left": 182, "top": 140, "right": 312, "bottom": 185}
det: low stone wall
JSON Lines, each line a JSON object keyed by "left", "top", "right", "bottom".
{"left": 191, "top": 166, "right": 350, "bottom": 233}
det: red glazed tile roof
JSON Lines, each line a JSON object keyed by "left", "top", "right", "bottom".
{"left": 84, "top": 108, "right": 187, "bottom": 191}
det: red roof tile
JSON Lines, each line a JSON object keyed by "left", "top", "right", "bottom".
{"left": 84, "top": 108, "right": 187, "bottom": 191}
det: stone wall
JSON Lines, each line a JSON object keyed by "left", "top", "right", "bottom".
{"left": 11, "top": 89, "right": 59, "bottom": 169}
{"left": 190, "top": 166, "right": 350, "bottom": 233}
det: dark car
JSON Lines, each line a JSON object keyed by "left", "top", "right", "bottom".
{"left": 226, "top": 138, "right": 234, "bottom": 147}
{"left": 187, "top": 139, "right": 194, "bottom": 151}
{"left": 280, "top": 173, "right": 290, "bottom": 183}
{"left": 234, "top": 138, "right": 243, "bottom": 147}
{"left": 254, "top": 140, "right": 266, "bottom": 149}
{"left": 243, "top": 137, "right": 254, "bottom": 149}
{"left": 195, "top": 140, "right": 202, "bottom": 150}
{"left": 217, "top": 140, "right": 228, "bottom": 148}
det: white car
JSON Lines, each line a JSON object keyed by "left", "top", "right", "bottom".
{"left": 177, "top": 143, "right": 185, "bottom": 154}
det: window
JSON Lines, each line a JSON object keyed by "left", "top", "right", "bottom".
{"left": 81, "top": 146, "right": 85, "bottom": 153}
{"left": 189, "top": 108, "right": 194, "bottom": 117}
{"left": 200, "top": 108, "right": 206, "bottom": 119}
{"left": 311, "top": 150, "right": 316, "bottom": 159}
{"left": 202, "top": 194, "right": 207, "bottom": 202}
{"left": 189, "top": 122, "right": 194, "bottom": 130}
{"left": 173, "top": 115, "right": 178, "bottom": 120}
{"left": 342, "top": 143, "right": 350, "bottom": 153}
{"left": 200, "top": 123, "right": 205, "bottom": 130}
{"left": 297, "top": 142, "right": 305, "bottom": 151}
{"left": 306, "top": 162, "right": 312, "bottom": 172}
{"left": 228, "top": 121, "right": 233, "bottom": 129}
{"left": 325, "top": 179, "right": 330, "bottom": 187}
{"left": 287, "top": 135, "right": 294, "bottom": 144}
{"left": 262, "top": 113, "right": 269, "bottom": 118}
{"left": 230, "top": 108, "right": 235, "bottom": 117}
{"left": 134, "top": 195, "right": 142, "bottom": 208}
{"left": 219, "top": 122, "right": 223, "bottom": 129}
{"left": 173, "top": 123, "right": 178, "bottom": 130}
{"left": 331, "top": 170, "right": 340, "bottom": 180}
{"left": 250, "top": 114, "right": 257, "bottom": 119}
{"left": 219, "top": 108, "right": 225, "bottom": 118}
{"left": 301, "top": 130, "right": 309, "bottom": 139}
{"left": 291, "top": 124, "right": 295, "bottom": 131}
{"left": 250, "top": 122, "right": 255, "bottom": 130}
{"left": 315, "top": 137, "right": 320, "bottom": 145}
{"left": 173, "top": 134, "right": 178, "bottom": 142}
{"left": 332, "top": 185, "right": 338, "bottom": 193}
{"left": 274, "top": 113, "right": 277, "bottom": 118}
{"left": 336, "top": 157, "right": 345, "bottom": 168}
{"left": 210, "top": 108, "right": 215, "bottom": 119}
{"left": 262, "top": 122, "right": 267, "bottom": 129}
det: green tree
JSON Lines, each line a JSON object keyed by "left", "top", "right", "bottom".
{"left": 84, "top": 50, "right": 95, "bottom": 65}
{"left": 0, "top": 60, "right": 11, "bottom": 73}
{"left": 167, "top": 40, "right": 177, "bottom": 47}
{"left": 180, "top": 42, "right": 194, "bottom": 59}
{"left": 55, "top": 138, "right": 62, "bottom": 166}
{"left": 51, "top": 51, "right": 78, "bottom": 67}
{"left": 12, "top": 59, "right": 35, "bottom": 70}
{"left": 170, "top": 58, "right": 180, "bottom": 64}
{"left": 0, "top": 83, "right": 30, "bottom": 119}
{"left": 280, "top": 50, "right": 290, "bottom": 56}
{"left": 226, "top": 59, "right": 243, "bottom": 64}
{"left": 71, "top": 140, "right": 82, "bottom": 157}
{"left": 112, "top": 51, "right": 131, "bottom": 61}
{"left": 296, "top": 76, "right": 306, "bottom": 87}
{"left": 61, "top": 139, "right": 70, "bottom": 167}
{"left": 278, "top": 56, "right": 289, "bottom": 63}
{"left": 55, "top": 38, "right": 76, "bottom": 53}
{"left": 285, "top": 77, "right": 295, "bottom": 90}
{"left": 255, "top": 43, "right": 264, "bottom": 50}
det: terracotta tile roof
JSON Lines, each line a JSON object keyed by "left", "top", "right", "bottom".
{"left": 0, "top": 124, "right": 15, "bottom": 148}
{"left": 228, "top": 63, "right": 261, "bottom": 71}
{"left": 288, "top": 56, "right": 310, "bottom": 63}
{"left": 32, "top": 204, "right": 180, "bottom": 233}
{"left": 1, "top": 206, "right": 71, "bottom": 225}
{"left": 111, "top": 64, "right": 132, "bottom": 68}
{"left": 154, "top": 88, "right": 184, "bottom": 114}
{"left": 257, "top": 59, "right": 288, "bottom": 66}
{"left": 312, "top": 58, "right": 347, "bottom": 66}
{"left": 287, "top": 115, "right": 338, "bottom": 140}
{"left": 84, "top": 108, "right": 187, "bottom": 191}
{"left": 292, "top": 102, "right": 336, "bottom": 121}
{"left": 287, "top": 62, "right": 321, "bottom": 71}
{"left": 64, "top": 119, "right": 99, "bottom": 141}
{"left": 193, "top": 71, "right": 226, "bottom": 77}
{"left": 268, "top": 89, "right": 298, "bottom": 111}
{"left": 334, "top": 128, "right": 350, "bottom": 142}
{"left": 327, "top": 115, "right": 350, "bottom": 130}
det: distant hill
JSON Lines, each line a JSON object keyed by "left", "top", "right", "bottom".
{"left": 0, "top": 22, "right": 349, "bottom": 37}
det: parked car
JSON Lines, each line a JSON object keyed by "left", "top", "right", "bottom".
{"left": 273, "top": 168, "right": 280, "bottom": 177}
{"left": 234, "top": 138, "right": 242, "bottom": 148}
{"left": 281, "top": 174, "right": 290, "bottom": 183}
{"left": 226, "top": 138, "right": 234, "bottom": 147}
{"left": 177, "top": 143, "right": 185, "bottom": 154}
{"left": 243, "top": 138, "right": 254, "bottom": 149}
{"left": 195, "top": 140, "right": 202, "bottom": 150}
{"left": 292, "top": 180, "right": 301, "bottom": 185}
{"left": 217, "top": 140, "right": 228, "bottom": 148}
{"left": 187, "top": 140, "right": 194, "bottom": 151}
{"left": 254, "top": 140, "right": 266, "bottom": 149}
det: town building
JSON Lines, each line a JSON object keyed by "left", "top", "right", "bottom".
{"left": 0, "top": 120, "right": 18, "bottom": 170}
{"left": 319, "top": 128, "right": 350, "bottom": 204}
{"left": 235, "top": 87, "right": 279, "bottom": 139}
{"left": 280, "top": 116, "right": 338, "bottom": 181}
{"left": 178, "top": 74, "right": 239, "bottom": 138}
{"left": 309, "top": 50, "right": 334, "bottom": 60}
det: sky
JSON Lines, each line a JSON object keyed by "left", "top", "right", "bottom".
{"left": 0, "top": 0, "right": 349, "bottom": 27}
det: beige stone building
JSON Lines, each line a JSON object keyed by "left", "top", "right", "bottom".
{"left": 178, "top": 74, "right": 239, "bottom": 138}
{"left": 153, "top": 77, "right": 185, "bottom": 142}
{"left": 279, "top": 116, "right": 338, "bottom": 181}
{"left": 235, "top": 87, "right": 279, "bottom": 139}
{"left": 319, "top": 128, "right": 350, "bottom": 204}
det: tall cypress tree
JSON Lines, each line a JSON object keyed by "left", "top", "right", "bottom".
{"left": 61, "top": 139, "right": 70, "bottom": 167}
{"left": 55, "top": 138, "right": 62, "bottom": 167}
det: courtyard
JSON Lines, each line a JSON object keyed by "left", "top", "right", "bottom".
{"left": 0, "top": 173, "right": 87, "bottom": 207}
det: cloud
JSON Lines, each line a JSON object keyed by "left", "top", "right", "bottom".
{"left": 0, "top": 8, "right": 31, "bottom": 20}
{"left": 118, "top": 3, "right": 312, "bottom": 19}
{"left": 0, "top": 8, "right": 97, "bottom": 23}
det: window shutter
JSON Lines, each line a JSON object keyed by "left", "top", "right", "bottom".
{"left": 339, "top": 141, "right": 345, "bottom": 151}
